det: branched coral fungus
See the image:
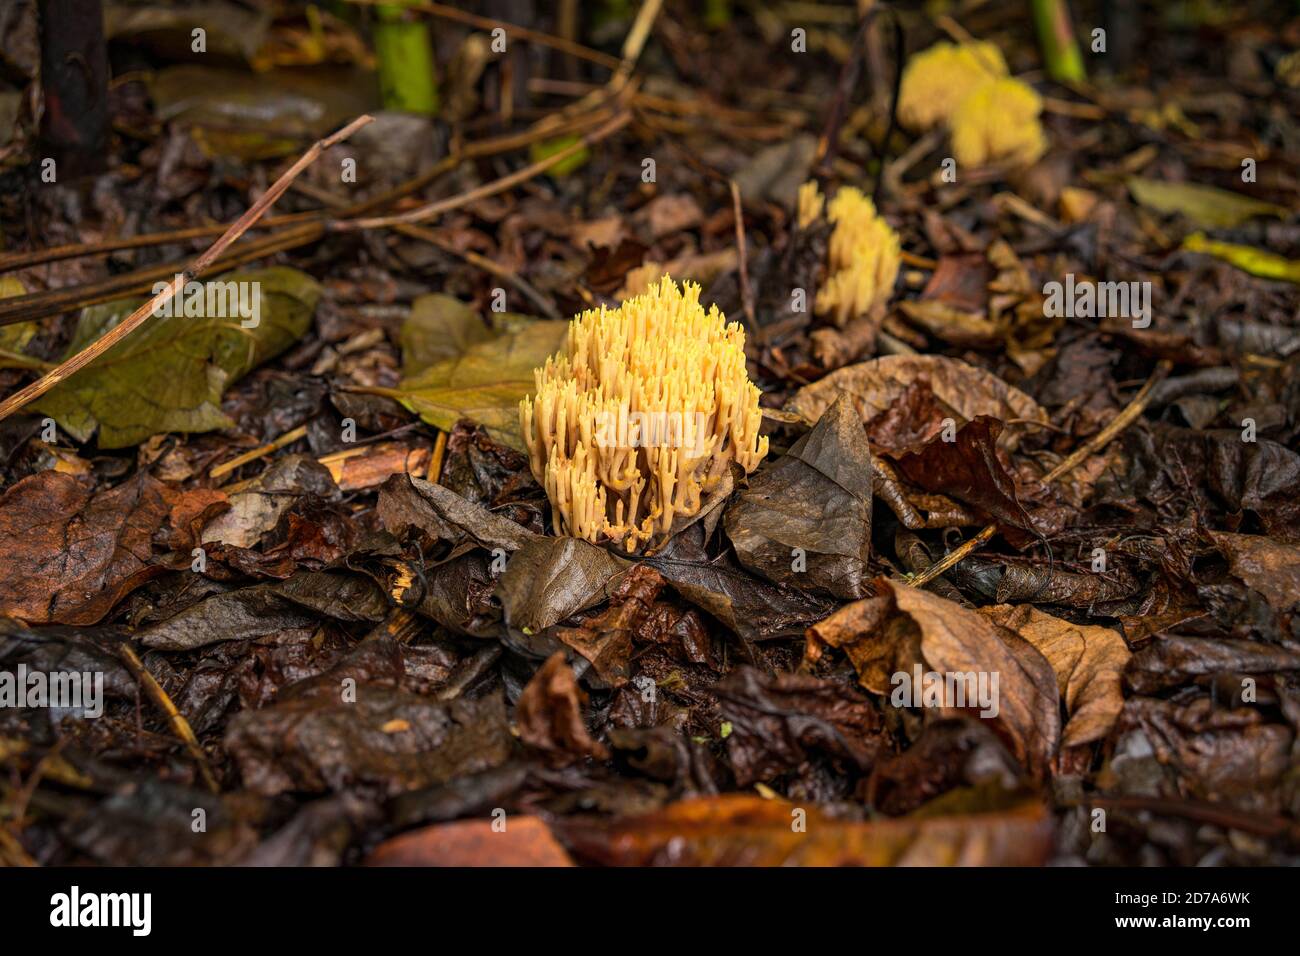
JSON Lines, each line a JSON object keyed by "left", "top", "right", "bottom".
{"left": 804, "top": 184, "right": 901, "bottom": 327}
{"left": 897, "top": 40, "right": 1046, "bottom": 170}
{"left": 520, "top": 277, "right": 768, "bottom": 553}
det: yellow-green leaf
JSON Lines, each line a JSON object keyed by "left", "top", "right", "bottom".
{"left": 400, "top": 294, "right": 495, "bottom": 378}
{"left": 0, "top": 276, "right": 43, "bottom": 371}
{"left": 381, "top": 314, "right": 567, "bottom": 449}
{"left": 34, "top": 267, "right": 318, "bottom": 448}
{"left": 1126, "top": 177, "right": 1287, "bottom": 229}
{"left": 1182, "top": 232, "right": 1300, "bottom": 284}
{"left": 529, "top": 134, "right": 590, "bottom": 178}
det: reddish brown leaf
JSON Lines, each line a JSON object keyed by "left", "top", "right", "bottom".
{"left": 0, "top": 471, "right": 170, "bottom": 625}
{"left": 555, "top": 794, "right": 1053, "bottom": 866}
{"left": 368, "top": 816, "right": 574, "bottom": 867}
{"left": 516, "top": 651, "right": 610, "bottom": 763}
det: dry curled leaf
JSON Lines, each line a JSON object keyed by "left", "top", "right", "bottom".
{"left": 808, "top": 579, "right": 1061, "bottom": 780}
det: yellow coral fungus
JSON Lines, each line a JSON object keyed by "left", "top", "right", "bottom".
{"left": 897, "top": 40, "right": 1047, "bottom": 171}
{"left": 797, "top": 180, "right": 824, "bottom": 229}
{"left": 520, "top": 277, "right": 768, "bottom": 553}
{"left": 949, "top": 76, "right": 1046, "bottom": 170}
{"left": 808, "top": 185, "right": 901, "bottom": 327}
{"left": 898, "top": 41, "right": 1008, "bottom": 131}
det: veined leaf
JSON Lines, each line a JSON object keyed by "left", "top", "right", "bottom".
{"left": 382, "top": 311, "right": 567, "bottom": 449}
{"left": 34, "top": 266, "right": 318, "bottom": 448}
{"left": 1126, "top": 177, "right": 1287, "bottom": 229}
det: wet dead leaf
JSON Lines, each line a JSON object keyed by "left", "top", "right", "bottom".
{"left": 786, "top": 354, "right": 1045, "bottom": 450}
{"left": 725, "top": 395, "right": 872, "bottom": 598}
{"left": 979, "top": 604, "right": 1129, "bottom": 748}
{"left": 35, "top": 267, "right": 318, "bottom": 449}
{"left": 381, "top": 318, "right": 567, "bottom": 449}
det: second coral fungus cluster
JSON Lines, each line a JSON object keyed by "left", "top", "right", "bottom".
{"left": 899, "top": 40, "right": 1047, "bottom": 169}
{"left": 800, "top": 182, "right": 901, "bottom": 327}
{"left": 520, "top": 277, "right": 768, "bottom": 553}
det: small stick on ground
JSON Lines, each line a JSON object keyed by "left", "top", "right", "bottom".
{"left": 0, "top": 115, "right": 373, "bottom": 423}
{"left": 210, "top": 424, "right": 309, "bottom": 481}
{"left": 908, "top": 360, "right": 1172, "bottom": 587}
{"left": 0, "top": 105, "right": 616, "bottom": 276}
{"left": 729, "top": 179, "right": 757, "bottom": 333}
{"left": 338, "top": 111, "right": 630, "bottom": 231}
{"left": 118, "top": 644, "right": 220, "bottom": 794}
{"left": 289, "top": 180, "right": 560, "bottom": 319}
{"left": 1076, "top": 795, "right": 1300, "bottom": 845}
{"left": 427, "top": 430, "right": 448, "bottom": 482}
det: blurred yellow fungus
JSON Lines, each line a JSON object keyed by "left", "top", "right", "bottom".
{"left": 804, "top": 184, "right": 901, "bottom": 327}
{"left": 949, "top": 76, "right": 1047, "bottom": 170}
{"left": 797, "top": 180, "right": 825, "bottom": 229}
{"left": 898, "top": 41, "right": 1008, "bottom": 131}
{"left": 898, "top": 40, "right": 1047, "bottom": 171}
{"left": 520, "top": 277, "right": 768, "bottom": 553}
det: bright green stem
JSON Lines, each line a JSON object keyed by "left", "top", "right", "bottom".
{"left": 374, "top": 2, "right": 439, "bottom": 115}
{"left": 1031, "top": 0, "right": 1086, "bottom": 84}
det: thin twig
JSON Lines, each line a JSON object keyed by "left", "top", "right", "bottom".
{"left": 1075, "top": 795, "right": 1300, "bottom": 843}
{"left": 0, "top": 116, "right": 373, "bottom": 423}
{"left": 908, "top": 360, "right": 1172, "bottom": 587}
{"left": 729, "top": 179, "right": 756, "bottom": 333}
{"left": 0, "top": 107, "right": 617, "bottom": 277}
{"left": 289, "top": 180, "right": 560, "bottom": 319}
{"left": 611, "top": 0, "right": 664, "bottom": 93}
{"left": 337, "top": 111, "right": 630, "bottom": 231}
{"left": 427, "top": 429, "right": 448, "bottom": 482}
{"left": 0, "top": 222, "right": 327, "bottom": 328}
{"left": 210, "top": 424, "right": 308, "bottom": 481}
{"left": 118, "top": 644, "right": 220, "bottom": 794}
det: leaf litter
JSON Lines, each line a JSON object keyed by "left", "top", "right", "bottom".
{"left": 0, "top": 2, "right": 1298, "bottom": 869}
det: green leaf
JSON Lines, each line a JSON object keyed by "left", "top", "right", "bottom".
{"left": 34, "top": 266, "right": 318, "bottom": 448}
{"left": 529, "top": 134, "right": 590, "bottom": 178}
{"left": 1126, "top": 177, "right": 1288, "bottom": 229}
{"left": 381, "top": 310, "right": 567, "bottom": 449}
{"left": 400, "top": 294, "right": 493, "bottom": 377}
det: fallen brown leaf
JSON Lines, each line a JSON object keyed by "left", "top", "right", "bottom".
{"left": 368, "top": 816, "right": 574, "bottom": 866}
{"left": 555, "top": 794, "right": 1053, "bottom": 866}
{"left": 0, "top": 471, "right": 170, "bottom": 624}
{"left": 979, "top": 604, "right": 1129, "bottom": 748}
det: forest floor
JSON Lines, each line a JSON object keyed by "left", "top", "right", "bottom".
{"left": 1, "top": 0, "right": 1299, "bottom": 866}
